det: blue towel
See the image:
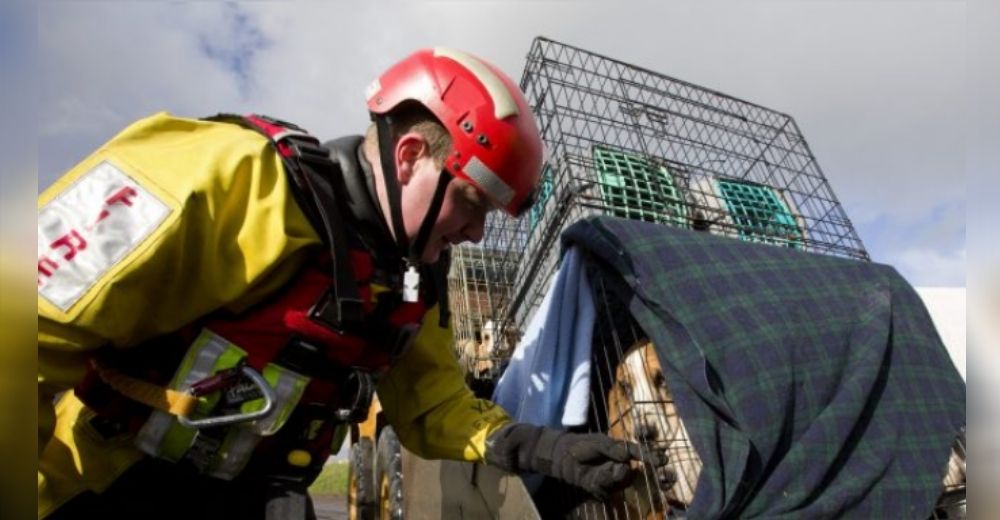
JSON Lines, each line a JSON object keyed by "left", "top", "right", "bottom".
{"left": 492, "top": 246, "right": 595, "bottom": 428}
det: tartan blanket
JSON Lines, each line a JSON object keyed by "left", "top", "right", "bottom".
{"left": 562, "top": 216, "right": 965, "bottom": 519}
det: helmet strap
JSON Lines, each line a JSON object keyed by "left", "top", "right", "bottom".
{"left": 373, "top": 113, "right": 454, "bottom": 267}
{"left": 374, "top": 114, "right": 410, "bottom": 258}
{"left": 410, "top": 169, "right": 453, "bottom": 264}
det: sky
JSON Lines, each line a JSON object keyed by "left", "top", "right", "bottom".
{"left": 30, "top": 0, "right": 997, "bottom": 288}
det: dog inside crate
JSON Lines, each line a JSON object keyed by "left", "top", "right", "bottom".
{"left": 527, "top": 275, "right": 699, "bottom": 520}
{"left": 606, "top": 339, "right": 700, "bottom": 516}
{"left": 589, "top": 277, "right": 700, "bottom": 520}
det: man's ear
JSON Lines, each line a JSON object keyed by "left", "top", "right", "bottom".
{"left": 394, "top": 132, "right": 430, "bottom": 186}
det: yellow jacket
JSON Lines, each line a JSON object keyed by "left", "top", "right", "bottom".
{"left": 37, "top": 112, "right": 510, "bottom": 518}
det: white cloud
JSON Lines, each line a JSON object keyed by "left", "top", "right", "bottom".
{"left": 895, "top": 246, "right": 966, "bottom": 287}
{"left": 41, "top": 96, "right": 123, "bottom": 136}
{"left": 857, "top": 199, "right": 965, "bottom": 285}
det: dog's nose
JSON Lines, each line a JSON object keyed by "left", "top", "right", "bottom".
{"left": 658, "top": 469, "right": 677, "bottom": 490}
{"left": 635, "top": 423, "right": 659, "bottom": 441}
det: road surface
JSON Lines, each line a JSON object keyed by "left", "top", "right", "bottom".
{"left": 313, "top": 495, "right": 347, "bottom": 520}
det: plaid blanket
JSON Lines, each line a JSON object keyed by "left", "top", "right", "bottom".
{"left": 562, "top": 216, "right": 965, "bottom": 519}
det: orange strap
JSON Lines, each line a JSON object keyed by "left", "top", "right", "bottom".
{"left": 92, "top": 361, "right": 199, "bottom": 418}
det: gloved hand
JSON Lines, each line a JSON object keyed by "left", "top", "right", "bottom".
{"left": 484, "top": 422, "right": 670, "bottom": 500}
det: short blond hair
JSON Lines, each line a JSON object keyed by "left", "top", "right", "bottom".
{"left": 364, "top": 103, "right": 452, "bottom": 167}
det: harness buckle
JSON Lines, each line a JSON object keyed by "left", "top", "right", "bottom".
{"left": 187, "top": 361, "right": 245, "bottom": 397}
{"left": 333, "top": 369, "right": 376, "bottom": 423}
{"left": 309, "top": 286, "right": 364, "bottom": 333}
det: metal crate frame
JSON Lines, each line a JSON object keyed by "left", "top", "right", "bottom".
{"left": 452, "top": 36, "right": 869, "bottom": 357}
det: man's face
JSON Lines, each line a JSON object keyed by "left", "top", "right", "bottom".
{"left": 400, "top": 154, "right": 495, "bottom": 264}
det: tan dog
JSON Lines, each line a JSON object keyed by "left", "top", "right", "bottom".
{"left": 607, "top": 340, "right": 702, "bottom": 518}
{"left": 455, "top": 320, "right": 518, "bottom": 379}
{"left": 942, "top": 442, "right": 965, "bottom": 490}
{"left": 455, "top": 338, "right": 479, "bottom": 375}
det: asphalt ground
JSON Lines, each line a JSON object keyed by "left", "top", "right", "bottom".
{"left": 313, "top": 495, "right": 347, "bottom": 520}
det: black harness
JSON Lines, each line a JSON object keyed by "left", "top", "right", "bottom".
{"left": 205, "top": 113, "right": 450, "bottom": 328}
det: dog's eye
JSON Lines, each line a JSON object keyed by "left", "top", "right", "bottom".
{"left": 617, "top": 380, "right": 632, "bottom": 393}
{"left": 653, "top": 371, "right": 666, "bottom": 388}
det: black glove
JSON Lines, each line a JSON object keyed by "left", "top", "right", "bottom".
{"left": 484, "top": 422, "right": 669, "bottom": 500}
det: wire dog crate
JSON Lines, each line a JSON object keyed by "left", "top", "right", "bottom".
{"left": 446, "top": 37, "right": 962, "bottom": 518}
{"left": 450, "top": 36, "right": 869, "bottom": 360}
{"left": 447, "top": 245, "right": 519, "bottom": 395}
{"left": 558, "top": 276, "right": 705, "bottom": 519}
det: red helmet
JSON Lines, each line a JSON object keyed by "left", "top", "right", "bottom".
{"left": 366, "top": 48, "right": 543, "bottom": 216}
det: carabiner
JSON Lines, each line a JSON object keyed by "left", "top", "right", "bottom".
{"left": 178, "top": 365, "right": 277, "bottom": 429}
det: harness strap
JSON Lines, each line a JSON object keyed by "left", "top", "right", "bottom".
{"left": 206, "top": 113, "right": 363, "bottom": 331}
{"left": 431, "top": 250, "right": 452, "bottom": 327}
{"left": 287, "top": 138, "right": 365, "bottom": 329}
{"left": 90, "top": 360, "right": 198, "bottom": 418}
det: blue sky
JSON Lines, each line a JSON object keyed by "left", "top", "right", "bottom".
{"left": 31, "top": 0, "right": 998, "bottom": 287}
{"left": 194, "top": 3, "right": 272, "bottom": 96}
